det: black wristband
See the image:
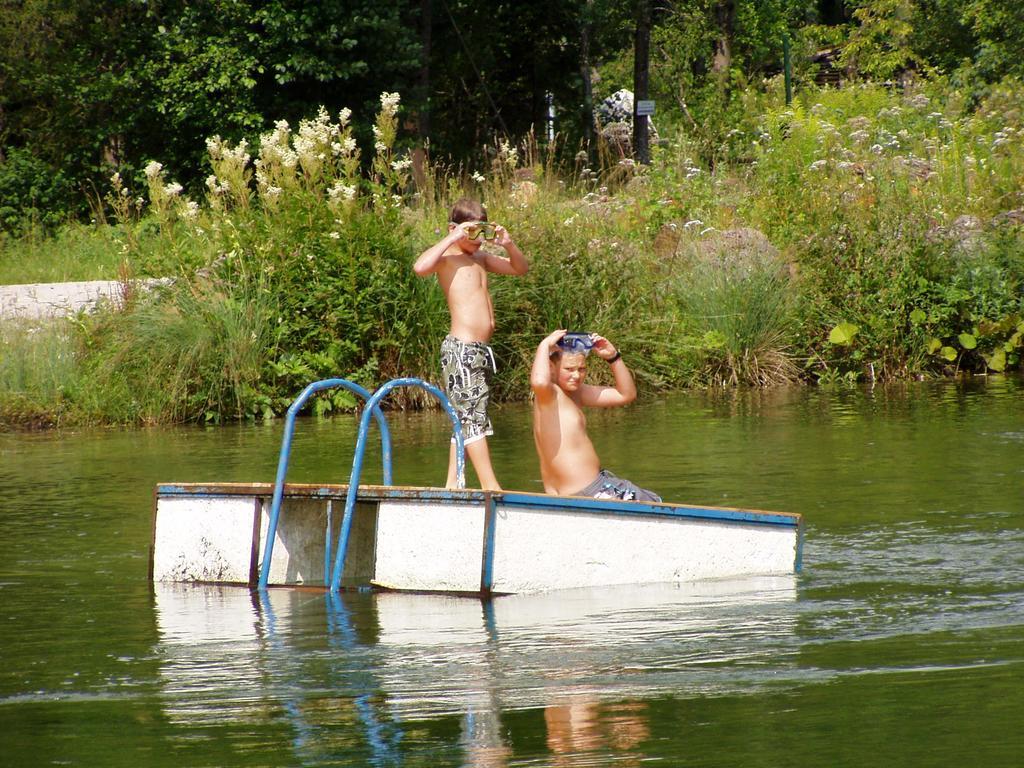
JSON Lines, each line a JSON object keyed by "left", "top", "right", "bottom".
{"left": 607, "top": 351, "right": 622, "bottom": 364}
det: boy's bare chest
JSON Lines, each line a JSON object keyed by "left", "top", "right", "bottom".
{"left": 555, "top": 391, "right": 587, "bottom": 429}
{"left": 440, "top": 257, "right": 488, "bottom": 290}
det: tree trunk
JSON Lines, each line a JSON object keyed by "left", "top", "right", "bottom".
{"left": 411, "top": 0, "right": 432, "bottom": 189}
{"left": 633, "top": 0, "right": 651, "bottom": 164}
{"left": 418, "top": 0, "right": 432, "bottom": 141}
{"left": 580, "top": 0, "right": 594, "bottom": 162}
{"left": 712, "top": 0, "right": 736, "bottom": 75}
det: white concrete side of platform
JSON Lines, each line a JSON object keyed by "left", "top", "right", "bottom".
{"left": 153, "top": 493, "right": 379, "bottom": 587}
{"left": 490, "top": 503, "right": 796, "bottom": 593}
{"left": 152, "top": 496, "right": 258, "bottom": 583}
{"left": 152, "top": 487, "right": 801, "bottom": 594}
{"left": 372, "top": 500, "right": 486, "bottom": 592}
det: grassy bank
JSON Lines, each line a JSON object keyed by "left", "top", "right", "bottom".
{"left": 2, "top": 81, "right": 1023, "bottom": 428}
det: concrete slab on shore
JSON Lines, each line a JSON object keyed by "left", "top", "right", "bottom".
{"left": 0, "top": 279, "right": 167, "bottom": 321}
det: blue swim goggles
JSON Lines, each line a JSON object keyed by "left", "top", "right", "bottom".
{"left": 557, "top": 332, "right": 594, "bottom": 355}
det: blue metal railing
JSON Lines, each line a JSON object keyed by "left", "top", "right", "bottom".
{"left": 329, "top": 377, "right": 465, "bottom": 593}
{"left": 257, "top": 379, "right": 393, "bottom": 590}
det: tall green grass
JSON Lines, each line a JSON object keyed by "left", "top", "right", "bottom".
{"left": 671, "top": 241, "right": 797, "bottom": 386}
{"left": 75, "top": 275, "right": 280, "bottom": 423}
{"left": 0, "top": 224, "right": 127, "bottom": 284}
{"left": 0, "top": 320, "right": 81, "bottom": 428}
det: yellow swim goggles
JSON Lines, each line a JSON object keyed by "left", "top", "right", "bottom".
{"left": 460, "top": 222, "right": 497, "bottom": 241}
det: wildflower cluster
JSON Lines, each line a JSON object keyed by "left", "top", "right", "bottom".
{"left": 111, "top": 95, "right": 419, "bottom": 225}
{"left": 253, "top": 120, "right": 297, "bottom": 205}
{"left": 105, "top": 171, "right": 142, "bottom": 228}
{"left": 370, "top": 92, "right": 411, "bottom": 210}
{"left": 495, "top": 138, "right": 520, "bottom": 176}
{"left": 206, "top": 136, "right": 252, "bottom": 210}
{"left": 143, "top": 160, "right": 193, "bottom": 226}
{"left": 745, "top": 81, "right": 1024, "bottom": 243}
{"left": 252, "top": 107, "right": 362, "bottom": 213}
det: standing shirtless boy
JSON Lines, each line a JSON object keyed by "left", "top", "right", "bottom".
{"left": 414, "top": 198, "right": 529, "bottom": 489}
{"left": 531, "top": 329, "right": 661, "bottom": 501}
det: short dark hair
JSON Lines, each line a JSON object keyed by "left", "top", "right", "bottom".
{"left": 450, "top": 197, "right": 487, "bottom": 224}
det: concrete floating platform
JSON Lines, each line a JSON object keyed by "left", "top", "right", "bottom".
{"left": 151, "top": 483, "right": 803, "bottom": 595}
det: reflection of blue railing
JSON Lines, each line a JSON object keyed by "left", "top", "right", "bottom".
{"left": 258, "top": 379, "right": 393, "bottom": 590}
{"left": 325, "top": 592, "right": 405, "bottom": 762}
{"left": 254, "top": 589, "right": 405, "bottom": 763}
{"left": 329, "top": 378, "right": 465, "bottom": 593}
{"left": 254, "top": 590, "right": 318, "bottom": 754}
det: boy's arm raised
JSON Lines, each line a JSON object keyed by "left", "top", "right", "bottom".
{"left": 414, "top": 227, "right": 464, "bottom": 276}
{"left": 581, "top": 335, "right": 636, "bottom": 407}
{"left": 531, "top": 330, "right": 565, "bottom": 405}
{"left": 484, "top": 225, "right": 529, "bottom": 276}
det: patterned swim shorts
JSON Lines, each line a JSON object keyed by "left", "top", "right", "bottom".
{"left": 440, "top": 335, "right": 495, "bottom": 444}
{"left": 575, "top": 469, "right": 661, "bottom": 503}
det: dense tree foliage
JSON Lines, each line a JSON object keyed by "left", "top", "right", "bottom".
{"left": 2, "top": 0, "right": 1023, "bottom": 234}
{"left": 840, "top": 0, "right": 1024, "bottom": 87}
{"left": 0, "top": 0, "right": 152, "bottom": 222}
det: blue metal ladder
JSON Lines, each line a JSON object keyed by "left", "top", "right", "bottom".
{"left": 256, "top": 377, "right": 466, "bottom": 592}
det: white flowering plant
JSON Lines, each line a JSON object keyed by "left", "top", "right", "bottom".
{"left": 206, "top": 136, "right": 252, "bottom": 210}
{"left": 370, "top": 91, "right": 411, "bottom": 211}
{"left": 106, "top": 171, "right": 142, "bottom": 228}
{"left": 141, "top": 161, "right": 189, "bottom": 227}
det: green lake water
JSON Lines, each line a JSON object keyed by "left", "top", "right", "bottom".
{"left": 1, "top": 377, "right": 1022, "bottom": 767}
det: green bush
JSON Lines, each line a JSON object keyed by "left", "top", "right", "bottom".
{"left": 0, "top": 148, "right": 76, "bottom": 237}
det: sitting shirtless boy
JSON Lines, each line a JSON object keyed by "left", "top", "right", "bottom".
{"left": 413, "top": 198, "right": 529, "bottom": 490}
{"left": 530, "top": 329, "right": 661, "bottom": 502}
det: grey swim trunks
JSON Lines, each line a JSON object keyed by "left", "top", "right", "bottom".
{"left": 440, "top": 334, "right": 495, "bottom": 444}
{"left": 576, "top": 469, "right": 661, "bottom": 503}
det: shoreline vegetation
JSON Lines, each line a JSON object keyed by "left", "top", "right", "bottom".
{"left": 2, "top": 80, "right": 1023, "bottom": 430}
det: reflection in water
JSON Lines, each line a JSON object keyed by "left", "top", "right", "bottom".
{"left": 154, "top": 584, "right": 266, "bottom": 726}
{"left": 153, "top": 577, "right": 796, "bottom": 765}
{"left": 545, "top": 698, "right": 650, "bottom": 768}
{"left": 461, "top": 695, "right": 509, "bottom": 768}
{"left": 367, "top": 578, "right": 797, "bottom": 714}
